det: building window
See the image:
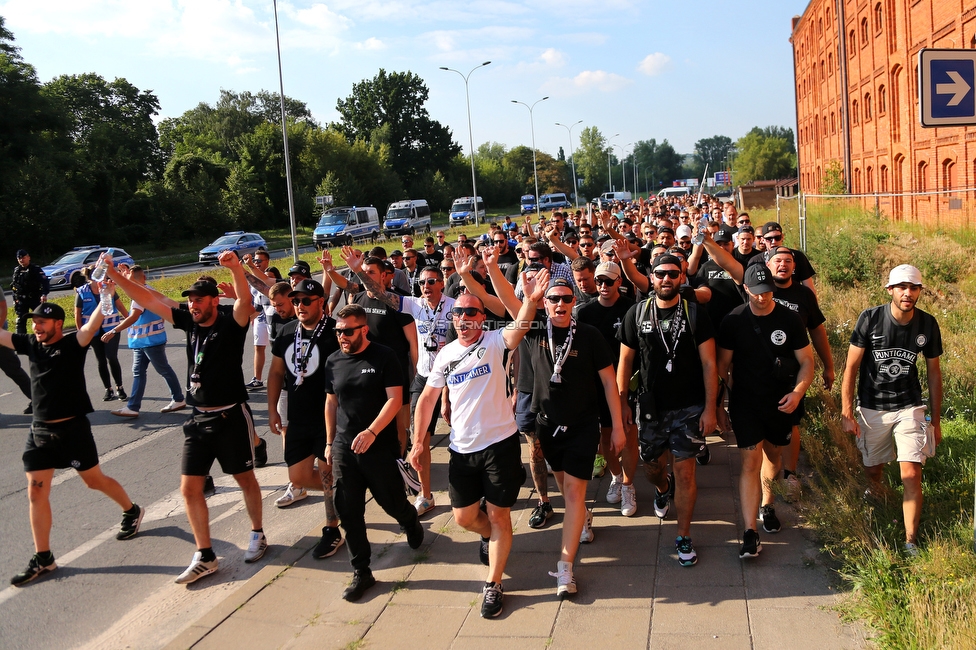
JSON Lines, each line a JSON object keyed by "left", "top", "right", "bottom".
{"left": 826, "top": 6, "right": 831, "bottom": 28}
{"left": 823, "top": 115, "right": 828, "bottom": 137}
{"left": 860, "top": 18, "right": 869, "bottom": 46}
{"left": 864, "top": 92, "right": 872, "bottom": 121}
{"left": 854, "top": 168, "right": 862, "bottom": 194}
{"left": 874, "top": 3, "right": 883, "bottom": 33}
{"left": 852, "top": 99, "right": 860, "bottom": 125}
{"left": 867, "top": 166, "right": 874, "bottom": 193}
{"left": 828, "top": 52, "right": 834, "bottom": 74}
{"left": 942, "top": 159, "right": 955, "bottom": 191}
{"left": 819, "top": 17, "right": 823, "bottom": 36}
{"left": 821, "top": 59, "right": 825, "bottom": 81}
{"left": 878, "top": 85, "right": 887, "bottom": 114}
{"left": 917, "top": 161, "right": 928, "bottom": 192}
{"left": 886, "top": 0, "right": 897, "bottom": 53}
{"left": 971, "top": 34, "right": 976, "bottom": 49}
{"left": 830, "top": 112, "right": 836, "bottom": 133}
{"left": 850, "top": 30, "right": 857, "bottom": 54}
{"left": 891, "top": 65, "right": 902, "bottom": 141}
{"left": 881, "top": 165, "right": 889, "bottom": 192}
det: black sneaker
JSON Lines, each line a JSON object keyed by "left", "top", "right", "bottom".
{"left": 203, "top": 475, "right": 216, "bottom": 495}
{"left": 11, "top": 553, "right": 57, "bottom": 587}
{"left": 245, "top": 378, "right": 264, "bottom": 391}
{"left": 528, "top": 501, "right": 553, "bottom": 529}
{"left": 481, "top": 582, "right": 504, "bottom": 618}
{"left": 739, "top": 529, "right": 762, "bottom": 559}
{"left": 342, "top": 568, "right": 376, "bottom": 602}
{"left": 313, "top": 526, "right": 345, "bottom": 559}
{"left": 653, "top": 474, "right": 673, "bottom": 519}
{"left": 116, "top": 504, "right": 144, "bottom": 540}
{"left": 254, "top": 438, "right": 268, "bottom": 468}
{"left": 479, "top": 536, "right": 490, "bottom": 566}
{"left": 116, "top": 386, "right": 127, "bottom": 401}
{"left": 102, "top": 388, "right": 115, "bottom": 402}
{"left": 759, "top": 505, "right": 781, "bottom": 534}
{"left": 696, "top": 444, "right": 710, "bottom": 466}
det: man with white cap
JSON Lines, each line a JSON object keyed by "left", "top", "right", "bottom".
{"left": 841, "top": 264, "right": 942, "bottom": 556}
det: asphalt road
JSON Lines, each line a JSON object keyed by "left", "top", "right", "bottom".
{"left": 0, "top": 319, "right": 335, "bottom": 649}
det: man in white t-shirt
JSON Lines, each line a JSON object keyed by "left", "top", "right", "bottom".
{"left": 410, "top": 268, "right": 548, "bottom": 619}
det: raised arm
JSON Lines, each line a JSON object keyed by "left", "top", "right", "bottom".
{"left": 614, "top": 239, "right": 649, "bottom": 294}
{"left": 105, "top": 256, "right": 176, "bottom": 324}
{"left": 502, "top": 268, "right": 548, "bottom": 349}
{"left": 341, "top": 246, "right": 399, "bottom": 310}
{"left": 456, "top": 251, "right": 506, "bottom": 317}
{"left": 76, "top": 306, "right": 105, "bottom": 347}
{"left": 217, "top": 250, "right": 254, "bottom": 327}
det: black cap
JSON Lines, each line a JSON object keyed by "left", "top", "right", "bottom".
{"left": 390, "top": 250, "right": 403, "bottom": 257}
{"left": 744, "top": 264, "right": 775, "bottom": 293}
{"left": 16, "top": 249, "right": 28, "bottom": 259}
{"left": 761, "top": 221, "right": 783, "bottom": 236}
{"left": 547, "top": 278, "right": 574, "bottom": 292}
{"left": 738, "top": 225, "right": 755, "bottom": 235}
{"left": 181, "top": 281, "right": 219, "bottom": 298}
{"left": 287, "top": 265, "right": 312, "bottom": 278}
{"left": 657, "top": 226, "right": 675, "bottom": 235}
{"left": 764, "top": 245, "right": 794, "bottom": 263}
{"left": 288, "top": 279, "right": 325, "bottom": 298}
{"left": 652, "top": 253, "right": 682, "bottom": 270}
{"left": 28, "top": 303, "right": 65, "bottom": 321}
{"left": 526, "top": 262, "right": 546, "bottom": 273}
{"left": 713, "top": 229, "right": 733, "bottom": 244}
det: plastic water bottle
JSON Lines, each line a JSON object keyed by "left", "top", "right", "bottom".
{"left": 99, "top": 283, "right": 114, "bottom": 316}
{"left": 90, "top": 248, "right": 114, "bottom": 282}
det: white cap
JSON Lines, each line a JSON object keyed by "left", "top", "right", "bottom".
{"left": 886, "top": 264, "right": 923, "bottom": 288}
{"left": 675, "top": 225, "right": 693, "bottom": 240}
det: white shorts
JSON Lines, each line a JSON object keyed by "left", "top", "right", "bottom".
{"left": 252, "top": 318, "right": 270, "bottom": 346}
{"left": 855, "top": 405, "right": 935, "bottom": 466}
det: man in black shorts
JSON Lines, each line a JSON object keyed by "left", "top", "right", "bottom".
{"left": 717, "top": 264, "right": 814, "bottom": 559}
{"left": 325, "top": 304, "right": 424, "bottom": 602}
{"left": 268, "top": 279, "right": 344, "bottom": 557}
{"left": 617, "top": 254, "right": 717, "bottom": 567}
{"left": 1, "top": 301, "right": 144, "bottom": 586}
{"left": 107, "top": 251, "right": 267, "bottom": 584}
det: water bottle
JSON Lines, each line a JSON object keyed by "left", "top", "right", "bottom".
{"left": 99, "top": 283, "right": 114, "bottom": 316}
{"left": 90, "top": 248, "right": 115, "bottom": 282}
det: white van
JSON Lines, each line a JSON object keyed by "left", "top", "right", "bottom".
{"left": 313, "top": 206, "right": 380, "bottom": 249}
{"left": 384, "top": 199, "right": 431, "bottom": 236}
{"left": 539, "top": 193, "right": 572, "bottom": 210}
{"left": 449, "top": 196, "right": 486, "bottom": 226}
{"left": 600, "top": 191, "right": 632, "bottom": 202}
{"left": 657, "top": 187, "right": 693, "bottom": 199}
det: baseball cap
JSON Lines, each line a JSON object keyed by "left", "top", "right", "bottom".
{"left": 675, "top": 225, "right": 693, "bottom": 240}
{"left": 886, "top": 264, "right": 923, "bottom": 287}
{"left": 651, "top": 253, "right": 682, "bottom": 270}
{"left": 547, "top": 278, "right": 574, "bottom": 292}
{"left": 181, "top": 281, "right": 220, "bottom": 298}
{"left": 390, "top": 250, "right": 403, "bottom": 258}
{"left": 288, "top": 279, "right": 325, "bottom": 298}
{"left": 287, "top": 264, "right": 312, "bottom": 278}
{"left": 16, "top": 249, "right": 28, "bottom": 259}
{"left": 738, "top": 225, "right": 755, "bottom": 235}
{"left": 764, "top": 245, "right": 794, "bottom": 263}
{"left": 713, "top": 229, "right": 733, "bottom": 244}
{"left": 761, "top": 221, "right": 783, "bottom": 236}
{"left": 28, "top": 303, "right": 65, "bottom": 321}
{"left": 600, "top": 239, "right": 617, "bottom": 255}
{"left": 744, "top": 264, "right": 775, "bottom": 293}
{"left": 657, "top": 226, "right": 675, "bottom": 236}
{"left": 594, "top": 261, "right": 621, "bottom": 281}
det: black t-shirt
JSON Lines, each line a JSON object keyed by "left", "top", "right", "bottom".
{"left": 515, "top": 312, "right": 547, "bottom": 393}
{"left": 733, "top": 248, "right": 762, "bottom": 268}
{"left": 577, "top": 296, "right": 635, "bottom": 362}
{"left": 171, "top": 305, "right": 249, "bottom": 407}
{"left": 717, "top": 302, "right": 809, "bottom": 405}
{"left": 350, "top": 292, "right": 414, "bottom": 378}
{"left": 271, "top": 318, "right": 340, "bottom": 430}
{"left": 420, "top": 250, "right": 444, "bottom": 267}
{"left": 269, "top": 313, "right": 296, "bottom": 344}
{"left": 324, "top": 342, "right": 404, "bottom": 444}
{"left": 850, "top": 305, "right": 942, "bottom": 411}
{"left": 772, "top": 282, "right": 826, "bottom": 330}
{"left": 696, "top": 258, "right": 746, "bottom": 327}
{"left": 13, "top": 332, "right": 93, "bottom": 420}
{"left": 522, "top": 322, "right": 614, "bottom": 426}
{"left": 618, "top": 298, "right": 714, "bottom": 408}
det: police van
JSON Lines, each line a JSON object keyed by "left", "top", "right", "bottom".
{"left": 383, "top": 199, "right": 431, "bottom": 236}
{"left": 449, "top": 196, "right": 486, "bottom": 226}
{"left": 313, "top": 206, "right": 380, "bottom": 249}
{"left": 539, "top": 192, "right": 572, "bottom": 210}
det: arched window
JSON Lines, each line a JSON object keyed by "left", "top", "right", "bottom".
{"left": 942, "top": 159, "right": 955, "bottom": 191}
{"left": 819, "top": 17, "right": 823, "bottom": 35}
{"left": 917, "top": 160, "right": 928, "bottom": 192}
{"left": 864, "top": 92, "right": 872, "bottom": 121}
{"left": 874, "top": 3, "right": 883, "bottom": 33}
{"left": 860, "top": 18, "right": 869, "bottom": 46}
{"left": 886, "top": 0, "right": 897, "bottom": 53}
{"left": 854, "top": 168, "right": 862, "bottom": 194}
{"left": 828, "top": 51, "right": 834, "bottom": 74}
{"left": 830, "top": 112, "right": 836, "bottom": 133}
{"left": 823, "top": 115, "right": 828, "bottom": 136}
{"left": 826, "top": 6, "right": 831, "bottom": 27}
{"left": 891, "top": 65, "right": 902, "bottom": 141}
{"left": 878, "top": 85, "right": 887, "bottom": 114}
{"left": 852, "top": 99, "right": 860, "bottom": 125}
{"left": 866, "top": 166, "right": 874, "bottom": 193}
{"left": 850, "top": 30, "right": 857, "bottom": 54}
{"left": 880, "top": 165, "right": 889, "bottom": 192}
{"left": 821, "top": 59, "right": 825, "bottom": 81}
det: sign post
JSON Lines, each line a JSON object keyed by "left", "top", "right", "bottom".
{"left": 919, "top": 49, "right": 976, "bottom": 127}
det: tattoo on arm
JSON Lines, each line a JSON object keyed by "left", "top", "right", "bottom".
{"left": 244, "top": 272, "right": 270, "bottom": 297}
{"left": 355, "top": 270, "right": 398, "bottom": 309}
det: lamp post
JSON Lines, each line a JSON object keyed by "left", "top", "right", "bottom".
{"left": 512, "top": 96, "right": 549, "bottom": 217}
{"left": 606, "top": 133, "right": 620, "bottom": 193}
{"left": 440, "top": 61, "right": 491, "bottom": 226}
{"left": 556, "top": 120, "right": 582, "bottom": 210}
{"left": 622, "top": 142, "right": 633, "bottom": 194}
{"left": 272, "top": 0, "right": 299, "bottom": 262}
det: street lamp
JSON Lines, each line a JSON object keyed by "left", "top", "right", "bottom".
{"left": 440, "top": 61, "right": 491, "bottom": 226}
{"left": 606, "top": 133, "right": 620, "bottom": 193}
{"left": 556, "top": 120, "right": 582, "bottom": 210}
{"left": 512, "top": 96, "right": 549, "bottom": 217}
{"left": 272, "top": 0, "right": 299, "bottom": 262}
{"left": 622, "top": 142, "right": 634, "bottom": 194}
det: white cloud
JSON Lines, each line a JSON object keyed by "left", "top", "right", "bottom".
{"left": 356, "top": 37, "right": 386, "bottom": 51}
{"left": 539, "top": 48, "right": 565, "bottom": 67}
{"left": 542, "top": 69, "right": 631, "bottom": 96}
{"left": 637, "top": 52, "right": 671, "bottom": 76}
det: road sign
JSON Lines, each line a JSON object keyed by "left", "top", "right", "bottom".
{"left": 714, "top": 171, "right": 731, "bottom": 184}
{"left": 919, "top": 49, "right": 976, "bottom": 127}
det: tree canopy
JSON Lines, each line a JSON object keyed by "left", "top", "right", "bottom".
{"left": 733, "top": 126, "right": 797, "bottom": 185}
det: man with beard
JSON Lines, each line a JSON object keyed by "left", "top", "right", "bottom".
{"left": 268, "top": 279, "right": 345, "bottom": 558}
{"left": 106, "top": 251, "right": 268, "bottom": 584}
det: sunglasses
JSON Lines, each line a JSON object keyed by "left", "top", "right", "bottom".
{"left": 579, "top": 242, "right": 594, "bottom": 247}
{"left": 595, "top": 277, "right": 616, "bottom": 286}
{"left": 451, "top": 306, "right": 483, "bottom": 317}
{"left": 334, "top": 325, "right": 365, "bottom": 337}
{"left": 493, "top": 240, "right": 507, "bottom": 245}
{"left": 526, "top": 257, "right": 544, "bottom": 263}
{"left": 291, "top": 297, "right": 318, "bottom": 306}
{"left": 405, "top": 256, "right": 417, "bottom": 261}
{"left": 653, "top": 269, "right": 681, "bottom": 280}
{"left": 420, "top": 278, "right": 440, "bottom": 285}
{"left": 545, "top": 294, "right": 575, "bottom": 304}
{"left": 440, "top": 266, "right": 455, "bottom": 271}
{"left": 737, "top": 219, "right": 751, "bottom": 224}
{"left": 565, "top": 240, "right": 578, "bottom": 246}
{"left": 603, "top": 250, "right": 616, "bottom": 257}
{"left": 763, "top": 234, "right": 783, "bottom": 242}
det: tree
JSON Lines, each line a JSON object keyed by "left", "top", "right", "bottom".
{"left": 633, "top": 139, "right": 684, "bottom": 191}
{"left": 334, "top": 69, "right": 461, "bottom": 187}
{"left": 693, "top": 135, "right": 733, "bottom": 177}
{"left": 733, "top": 126, "right": 797, "bottom": 185}
{"left": 574, "top": 126, "right": 608, "bottom": 200}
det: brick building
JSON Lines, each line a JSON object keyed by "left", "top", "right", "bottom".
{"left": 791, "top": 0, "right": 976, "bottom": 222}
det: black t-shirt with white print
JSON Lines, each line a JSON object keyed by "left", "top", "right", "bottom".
{"left": 772, "top": 282, "right": 826, "bottom": 330}
{"left": 271, "top": 318, "right": 339, "bottom": 430}
{"left": 850, "top": 305, "right": 942, "bottom": 411}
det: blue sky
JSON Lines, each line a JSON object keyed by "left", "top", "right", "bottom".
{"left": 2, "top": 0, "right": 810, "bottom": 158}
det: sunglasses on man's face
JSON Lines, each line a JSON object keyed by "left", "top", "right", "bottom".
{"left": 405, "top": 255, "right": 417, "bottom": 261}
{"left": 527, "top": 256, "right": 544, "bottom": 263}
{"left": 545, "top": 294, "right": 575, "bottom": 304}
{"left": 653, "top": 269, "right": 681, "bottom": 280}
{"left": 595, "top": 277, "right": 616, "bottom": 286}
{"left": 450, "top": 306, "right": 483, "bottom": 317}
{"left": 579, "top": 242, "right": 594, "bottom": 247}
{"left": 420, "top": 278, "right": 440, "bottom": 286}
{"left": 764, "top": 234, "right": 783, "bottom": 243}
{"left": 738, "top": 219, "right": 751, "bottom": 225}
{"left": 291, "top": 297, "right": 318, "bottom": 306}
{"left": 440, "top": 266, "right": 455, "bottom": 272}
{"left": 493, "top": 240, "right": 507, "bottom": 245}
{"left": 334, "top": 325, "right": 365, "bottom": 337}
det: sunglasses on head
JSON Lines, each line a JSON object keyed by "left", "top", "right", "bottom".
{"left": 653, "top": 269, "right": 681, "bottom": 280}
{"left": 545, "top": 294, "right": 575, "bottom": 304}
{"left": 763, "top": 234, "right": 783, "bottom": 242}
{"left": 451, "top": 306, "right": 483, "bottom": 317}
{"left": 334, "top": 325, "right": 365, "bottom": 337}
{"left": 291, "top": 296, "right": 318, "bottom": 306}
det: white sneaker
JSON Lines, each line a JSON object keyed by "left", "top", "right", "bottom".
{"left": 244, "top": 531, "right": 268, "bottom": 563}
{"left": 414, "top": 495, "right": 435, "bottom": 516}
{"left": 110, "top": 407, "right": 139, "bottom": 418}
{"left": 579, "top": 508, "right": 595, "bottom": 544}
{"left": 175, "top": 551, "right": 218, "bottom": 584}
{"left": 275, "top": 483, "right": 307, "bottom": 508}
{"left": 620, "top": 484, "right": 637, "bottom": 517}
{"left": 548, "top": 560, "right": 577, "bottom": 598}
{"left": 606, "top": 473, "right": 623, "bottom": 504}
{"left": 161, "top": 400, "right": 187, "bottom": 413}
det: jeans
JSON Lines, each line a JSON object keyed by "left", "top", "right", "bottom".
{"left": 128, "top": 344, "right": 184, "bottom": 412}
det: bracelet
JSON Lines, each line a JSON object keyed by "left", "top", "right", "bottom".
{"left": 366, "top": 428, "right": 376, "bottom": 437}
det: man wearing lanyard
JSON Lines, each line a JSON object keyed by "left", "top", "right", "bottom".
{"left": 106, "top": 251, "right": 267, "bottom": 584}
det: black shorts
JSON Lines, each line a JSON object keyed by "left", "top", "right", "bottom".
{"left": 448, "top": 434, "right": 526, "bottom": 509}
{"left": 639, "top": 404, "right": 706, "bottom": 462}
{"left": 284, "top": 424, "right": 326, "bottom": 466}
{"left": 515, "top": 391, "right": 536, "bottom": 434}
{"left": 181, "top": 403, "right": 257, "bottom": 476}
{"left": 410, "top": 374, "right": 440, "bottom": 435}
{"left": 536, "top": 415, "right": 600, "bottom": 481}
{"left": 791, "top": 395, "right": 806, "bottom": 426}
{"left": 24, "top": 416, "right": 100, "bottom": 473}
{"left": 729, "top": 398, "right": 793, "bottom": 449}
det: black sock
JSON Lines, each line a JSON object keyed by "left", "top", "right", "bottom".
{"left": 199, "top": 547, "right": 216, "bottom": 562}
{"left": 252, "top": 528, "right": 263, "bottom": 534}
{"left": 124, "top": 504, "right": 139, "bottom": 515}
{"left": 36, "top": 550, "right": 54, "bottom": 563}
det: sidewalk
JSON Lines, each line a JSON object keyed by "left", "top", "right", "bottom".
{"left": 166, "top": 433, "right": 866, "bottom": 649}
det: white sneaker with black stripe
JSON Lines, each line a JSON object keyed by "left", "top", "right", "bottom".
{"left": 175, "top": 552, "right": 218, "bottom": 584}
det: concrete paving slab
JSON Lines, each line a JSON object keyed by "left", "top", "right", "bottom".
{"left": 457, "top": 595, "right": 560, "bottom": 637}
{"left": 550, "top": 606, "right": 651, "bottom": 649}
{"left": 651, "top": 585, "right": 750, "bottom": 636}
{"left": 749, "top": 606, "right": 864, "bottom": 649}
{"left": 450, "top": 637, "right": 551, "bottom": 650}
{"left": 650, "top": 633, "right": 753, "bottom": 649}
{"left": 392, "top": 561, "right": 491, "bottom": 607}
{"left": 362, "top": 604, "right": 469, "bottom": 649}
{"left": 284, "top": 622, "right": 372, "bottom": 650}
{"left": 559, "top": 562, "right": 656, "bottom": 607}
{"left": 654, "top": 540, "right": 745, "bottom": 587}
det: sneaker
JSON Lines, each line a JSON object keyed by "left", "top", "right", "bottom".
{"left": 528, "top": 501, "right": 553, "bottom": 529}
{"left": 579, "top": 509, "right": 595, "bottom": 544}
{"left": 244, "top": 531, "right": 268, "bottom": 563}
{"left": 675, "top": 536, "right": 698, "bottom": 567}
{"left": 620, "top": 484, "right": 637, "bottom": 517}
{"left": 548, "top": 560, "right": 577, "bottom": 599}
{"left": 313, "top": 526, "right": 344, "bottom": 559}
{"left": 116, "top": 504, "right": 144, "bottom": 540}
{"left": 606, "top": 474, "right": 623, "bottom": 504}
{"left": 479, "top": 536, "right": 490, "bottom": 566}
{"left": 903, "top": 542, "right": 920, "bottom": 558}
{"left": 481, "top": 582, "right": 504, "bottom": 618}
{"left": 739, "top": 529, "right": 762, "bottom": 559}
{"left": 342, "top": 568, "right": 376, "bottom": 602}
{"left": 414, "top": 495, "right": 435, "bottom": 516}
{"left": 592, "top": 454, "right": 606, "bottom": 478}
{"left": 175, "top": 551, "right": 218, "bottom": 584}
{"left": 203, "top": 475, "right": 216, "bottom": 495}
{"left": 102, "top": 388, "right": 115, "bottom": 401}
{"left": 116, "top": 387, "right": 127, "bottom": 401}
{"left": 110, "top": 407, "right": 139, "bottom": 418}
{"left": 246, "top": 378, "right": 264, "bottom": 390}
{"left": 275, "top": 483, "right": 307, "bottom": 508}
{"left": 653, "top": 474, "right": 673, "bottom": 519}
{"left": 697, "top": 444, "right": 711, "bottom": 465}
{"left": 10, "top": 553, "right": 57, "bottom": 587}
{"left": 254, "top": 438, "right": 268, "bottom": 468}
{"left": 23, "top": 402, "right": 33, "bottom": 415}
{"left": 759, "top": 505, "right": 781, "bottom": 534}
{"left": 160, "top": 400, "right": 187, "bottom": 413}
{"left": 406, "top": 519, "right": 425, "bottom": 550}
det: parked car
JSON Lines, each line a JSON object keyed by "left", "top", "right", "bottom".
{"left": 313, "top": 206, "right": 380, "bottom": 249}
{"left": 198, "top": 231, "right": 267, "bottom": 264}
{"left": 383, "top": 199, "right": 431, "bottom": 236}
{"left": 43, "top": 246, "right": 135, "bottom": 290}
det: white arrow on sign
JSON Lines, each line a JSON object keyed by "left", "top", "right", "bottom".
{"left": 936, "top": 71, "right": 972, "bottom": 106}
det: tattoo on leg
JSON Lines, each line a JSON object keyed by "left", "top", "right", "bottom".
{"left": 30, "top": 479, "right": 44, "bottom": 488}
{"left": 320, "top": 464, "right": 338, "bottom": 522}
{"left": 528, "top": 439, "right": 548, "bottom": 499}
